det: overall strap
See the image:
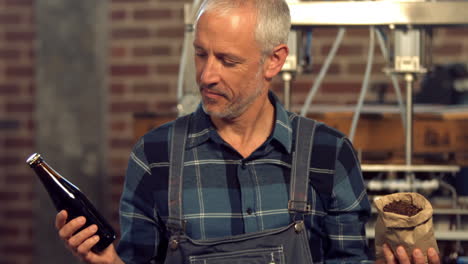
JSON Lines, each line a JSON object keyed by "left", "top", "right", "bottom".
{"left": 289, "top": 116, "right": 317, "bottom": 214}
{"left": 167, "top": 114, "right": 191, "bottom": 234}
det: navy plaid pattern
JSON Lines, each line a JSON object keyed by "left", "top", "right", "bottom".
{"left": 117, "top": 92, "right": 371, "bottom": 263}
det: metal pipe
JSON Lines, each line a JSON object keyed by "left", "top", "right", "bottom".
{"left": 375, "top": 28, "right": 406, "bottom": 129}
{"left": 438, "top": 179, "right": 462, "bottom": 253}
{"left": 367, "top": 178, "right": 439, "bottom": 192}
{"left": 404, "top": 73, "right": 415, "bottom": 191}
{"left": 282, "top": 72, "right": 292, "bottom": 111}
{"left": 300, "top": 27, "right": 346, "bottom": 116}
{"left": 405, "top": 73, "right": 414, "bottom": 166}
{"left": 349, "top": 26, "right": 375, "bottom": 141}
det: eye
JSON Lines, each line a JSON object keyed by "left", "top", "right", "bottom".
{"left": 195, "top": 52, "right": 207, "bottom": 58}
{"left": 221, "top": 57, "right": 238, "bottom": 67}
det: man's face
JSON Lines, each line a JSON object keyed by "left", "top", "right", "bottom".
{"left": 193, "top": 8, "right": 267, "bottom": 120}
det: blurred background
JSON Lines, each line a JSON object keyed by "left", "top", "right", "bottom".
{"left": 1, "top": 0, "right": 468, "bottom": 263}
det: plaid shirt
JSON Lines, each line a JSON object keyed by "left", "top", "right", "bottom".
{"left": 117, "top": 92, "right": 371, "bottom": 263}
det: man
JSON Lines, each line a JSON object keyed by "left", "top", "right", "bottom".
{"left": 56, "top": 0, "right": 440, "bottom": 263}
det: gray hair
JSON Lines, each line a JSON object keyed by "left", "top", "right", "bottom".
{"left": 194, "top": 0, "right": 291, "bottom": 55}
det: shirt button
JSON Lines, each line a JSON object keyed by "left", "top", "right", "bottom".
{"left": 241, "top": 162, "right": 247, "bottom": 169}
{"left": 246, "top": 208, "right": 253, "bottom": 215}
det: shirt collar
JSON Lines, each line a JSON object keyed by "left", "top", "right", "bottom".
{"left": 186, "top": 91, "right": 293, "bottom": 154}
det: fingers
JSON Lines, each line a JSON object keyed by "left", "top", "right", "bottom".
{"left": 55, "top": 210, "right": 68, "bottom": 230}
{"left": 396, "top": 246, "right": 411, "bottom": 264}
{"left": 76, "top": 234, "right": 100, "bottom": 258}
{"left": 411, "top": 247, "right": 440, "bottom": 264}
{"left": 412, "top": 248, "right": 426, "bottom": 264}
{"left": 382, "top": 245, "right": 441, "bottom": 264}
{"left": 58, "top": 216, "right": 87, "bottom": 241}
{"left": 382, "top": 244, "right": 412, "bottom": 264}
{"left": 382, "top": 243, "right": 397, "bottom": 264}
{"left": 68, "top": 224, "right": 98, "bottom": 249}
{"left": 427, "top": 248, "right": 440, "bottom": 264}
{"left": 60, "top": 219, "right": 101, "bottom": 261}
{"left": 54, "top": 213, "right": 119, "bottom": 263}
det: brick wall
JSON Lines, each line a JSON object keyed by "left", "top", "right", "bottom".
{"left": 107, "top": 0, "right": 187, "bottom": 229}
{"left": 1, "top": 0, "right": 468, "bottom": 263}
{"left": 0, "top": 0, "right": 35, "bottom": 263}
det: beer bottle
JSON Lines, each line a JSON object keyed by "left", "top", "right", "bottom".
{"left": 26, "top": 153, "right": 116, "bottom": 252}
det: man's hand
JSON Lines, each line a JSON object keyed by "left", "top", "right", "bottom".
{"left": 379, "top": 243, "right": 440, "bottom": 264}
{"left": 55, "top": 210, "right": 124, "bottom": 264}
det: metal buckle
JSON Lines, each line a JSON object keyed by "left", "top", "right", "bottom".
{"left": 166, "top": 218, "right": 187, "bottom": 235}
{"left": 288, "top": 200, "right": 311, "bottom": 213}
{"left": 294, "top": 221, "right": 305, "bottom": 233}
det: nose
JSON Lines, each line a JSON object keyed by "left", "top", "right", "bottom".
{"left": 199, "top": 56, "right": 220, "bottom": 87}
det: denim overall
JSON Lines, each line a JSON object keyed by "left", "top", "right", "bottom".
{"left": 163, "top": 115, "right": 317, "bottom": 264}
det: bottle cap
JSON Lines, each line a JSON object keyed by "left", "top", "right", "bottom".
{"left": 26, "top": 153, "right": 42, "bottom": 166}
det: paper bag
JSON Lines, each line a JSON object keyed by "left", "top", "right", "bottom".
{"left": 374, "top": 192, "right": 439, "bottom": 260}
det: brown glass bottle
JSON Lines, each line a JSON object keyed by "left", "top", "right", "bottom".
{"left": 26, "top": 153, "right": 116, "bottom": 252}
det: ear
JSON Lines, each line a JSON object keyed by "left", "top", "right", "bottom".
{"left": 264, "top": 44, "right": 289, "bottom": 79}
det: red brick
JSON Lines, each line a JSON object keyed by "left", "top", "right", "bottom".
{"left": 110, "top": 102, "right": 147, "bottom": 113}
{"left": 310, "top": 63, "right": 341, "bottom": 75}
{"left": 2, "top": 244, "right": 34, "bottom": 254}
{"left": 155, "top": 64, "right": 179, "bottom": 74}
{"left": 5, "top": 0, "right": 33, "bottom": 6}
{"left": 292, "top": 81, "right": 362, "bottom": 94}
{"left": 133, "top": 9, "right": 172, "bottom": 20}
{"left": 6, "top": 173, "right": 33, "bottom": 185}
{"left": 0, "top": 49, "right": 20, "bottom": 59}
{"left": 156, "top": 27, "right": 184, "bottom": 38}
{"left": 27, "top": 83, "right": 35, "bottom": 96}
{"left": 110, "top": 65, "right": 148, "bottom": 76}
{"left": 4, "top": 209, "right": 34, "bottom": 219}
{"left": 5, "top": 31, "right": 35, "bottom": 42}
{"left": 110, "top": 10, "right": 126, "bottom": 21}
{"left": 110, "top": 83, "right": 126, "bottom": 94}
{"left": 110, "top": 157, "right": 128, "bottom": 167}
{"left": 26, "top": 118, "right": 35, "bottom": 131}
{"left": 347, "top": 63, "right": 386, "bottom": 74}
{"left": 27, "top": 226, "right": 33, "bottom": 239}
{"left": 111, "top": 192, "right": 123, "bottom": 203}
{"left": 28, "top": 47, "right": 35, "bottom": 59}
{"left": 110, "top": 138, "right": 134, "bottom": 149}
{"left": 3, "top": 138, "right": 33, "bottom": 148}
{"left": 0, "top": 14, "right": 21, "bottom": 24}
{"left": 0, "top": 84, "right": 20, "bottom": 95}
{"left": 110, "top": 121, "right": 128, "bottom": 132}
{"left": 133, "top": 83, "right": 170, "bottom": 94}
{"left": 0, "top": 156, "right": 21, "bottom": 165}
{"left": 0, "top": 226, "right": 20, "bottom": 236}
{"left": 443, "top": 28, "right": 468, "bottom": 37}
{"left": 433, "top": 44, "right": 463, "bottom": 56}
{"left": 5, "top": 66, "right": 34, "bottom": 77}
{"left": 6, "top": 102, "right": 34, "bottom": 112}
{"left": 154, "top": 101, "right": 178, "bottom": 112}
{"left": 322, "top": 82, "right": 362, "bottom": 93}
{"left": 0, "top": 191, "right": 20, "bottom": 201}
{"left": 110, "top": 174, "right": 125, "bottom": 185}
{"left": 111, "top": 46, "right": 126, "bottom": 58}
{"left": 132, "top": 45, "right": 171, "bottom": 57}
{"left": 346, "top": 28, "right": 373, "bottom": 38}
{"left": 111, "top": 28, "right": 150, "bottom": 40}
{"left": 4, "top": 209, "right": 33, "bottom": 219}
{"left": 321, "top": 44, "right": 363, "bottom": 56}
